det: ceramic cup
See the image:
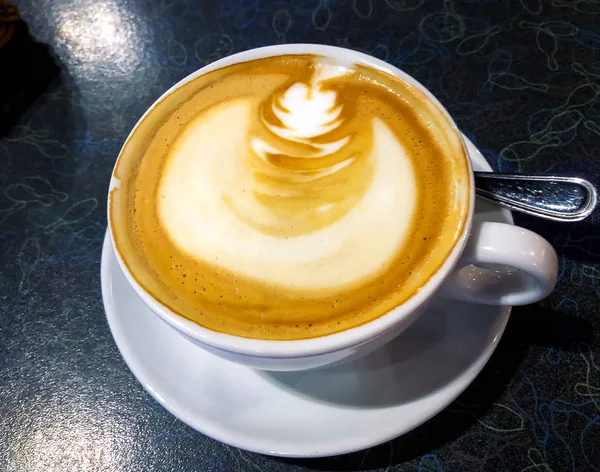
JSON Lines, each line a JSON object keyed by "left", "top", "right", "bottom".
{"left": 108, "top": 44, "right": 558, "bottom": 371}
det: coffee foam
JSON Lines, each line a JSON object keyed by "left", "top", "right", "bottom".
{"left": 110, "top": 55, "right": 470, "bottom": 340}
{"left": 263, "top": 64, "right": 347, "bottom": 141}
{"left": 158, "top": 62, "right": 417, "bottom": 290}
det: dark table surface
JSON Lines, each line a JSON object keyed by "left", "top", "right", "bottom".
{"left": 1, "top": 0, "right": 600, "bottom": 470}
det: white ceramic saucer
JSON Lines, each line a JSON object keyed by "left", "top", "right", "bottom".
{"left": 101, "top": 139, "right": 512, "bottom": 458}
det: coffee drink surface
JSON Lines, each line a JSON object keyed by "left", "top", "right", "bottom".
{"left": 110, "top": 54, "right": 470, "bottom": 340}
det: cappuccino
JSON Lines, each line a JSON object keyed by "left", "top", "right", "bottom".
{"left": 110, "top": 54, "right": 470, "bottom": 340}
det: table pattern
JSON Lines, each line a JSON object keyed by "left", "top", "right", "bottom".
{"left": 1, "top": 0, "right": 599, "bottom": 470}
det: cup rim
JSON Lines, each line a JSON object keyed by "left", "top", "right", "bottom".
{"left": 107, "top": 43, "right": 475, "bottom": 359}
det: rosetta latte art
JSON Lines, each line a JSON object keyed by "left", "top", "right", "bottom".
{"left": 158, "top": 60, "right": 417, "bottom": 290}
{"left": 246, "top": 65, "right": 366, "bottom": 235}
{"left": 111, "top": 54, "right": 469, "bottom": 340}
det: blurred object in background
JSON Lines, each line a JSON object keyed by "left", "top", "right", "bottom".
{"left": 0, "top": 0, "right": 19, "bottom": 47}
{"left": 0, "top": 0, "right": 59, "bottom": 137}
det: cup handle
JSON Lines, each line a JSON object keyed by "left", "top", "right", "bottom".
{"left": 440, "top": 221, "right": 558, "bottom": 305}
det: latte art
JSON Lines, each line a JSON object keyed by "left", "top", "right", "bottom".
{"left": 110, "top": 54, "right": 470, "bottom": 340}
{"left": 247, "top": 64, "right": 371, "bottom": 236}
{"left": 260, "top": 65, "right": 347, "bottom": 141}
{"left": 158, "top": 62, "right": 416, "bottom": 290}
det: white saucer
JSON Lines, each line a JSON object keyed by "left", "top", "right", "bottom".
{"left": 101, "top": 139, "right": 512, "bottom": 458}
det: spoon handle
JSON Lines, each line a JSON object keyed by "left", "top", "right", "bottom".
{"left": 474, "top": 172, "right": 598, "bottom": 222}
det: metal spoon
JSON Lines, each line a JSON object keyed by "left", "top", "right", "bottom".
{"left": 474, "top": 173, "right": 598, "bottom": 222}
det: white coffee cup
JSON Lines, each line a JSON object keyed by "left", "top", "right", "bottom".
{"left": 108, "top": 44, "right": 558, "bottom": 371}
